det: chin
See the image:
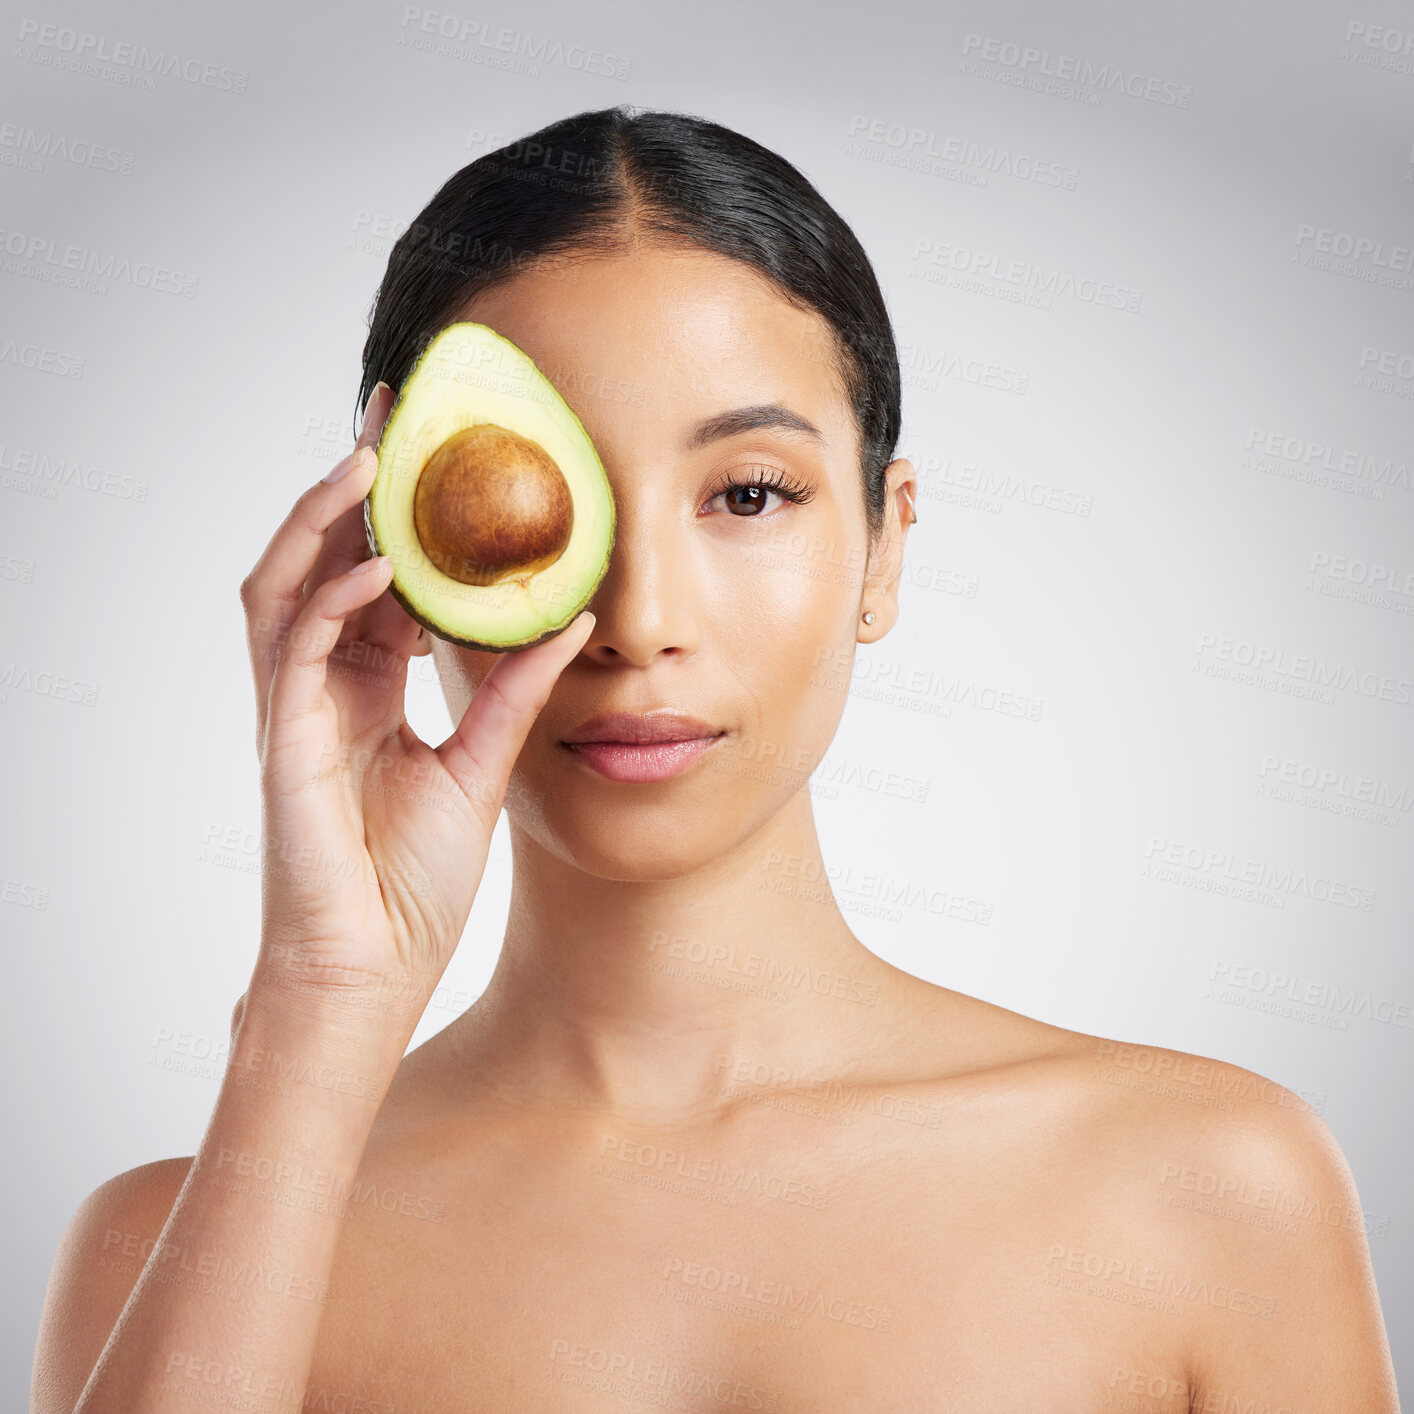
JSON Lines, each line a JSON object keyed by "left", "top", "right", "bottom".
{"left": 544, "top": 826, "right": 723, "bottom": 883}
{"left": 508, "top": 778, "right": 765, "bottom": 883}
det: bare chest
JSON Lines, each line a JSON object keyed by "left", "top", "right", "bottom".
{"left": 302, "top": 1110, "right": 1194, "bottom": 1413}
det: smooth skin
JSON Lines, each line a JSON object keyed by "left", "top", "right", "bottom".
{"left": 33, "top": 235, "right": 1399, "bottom": 1412}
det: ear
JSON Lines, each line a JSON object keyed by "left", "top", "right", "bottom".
{"left": 858, "top": 458, "right": 917, "bottom": 642}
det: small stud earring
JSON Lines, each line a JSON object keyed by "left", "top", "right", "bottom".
{"left": 862, "top": 611, "right": 875, "bottom": 625}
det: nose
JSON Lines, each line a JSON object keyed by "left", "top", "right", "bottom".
{"left": 579, "top": 492, "right": 701, "bottom": 669}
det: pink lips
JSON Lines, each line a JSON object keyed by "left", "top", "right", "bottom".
{"left": 561, "top": 712, "right": 726, "bottom": 783}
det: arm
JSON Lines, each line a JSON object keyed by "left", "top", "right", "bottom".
{"left": 1184, "top": 1091, "right": 1399, "bottom": 1412}
{"left": 32, "top": 376, "right": 594, "bottom": 1413}
{"left": 31, "top": 982, "right": 408, "bottom": 1414}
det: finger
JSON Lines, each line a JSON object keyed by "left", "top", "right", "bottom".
{"left": 305, "top": 378, "right": 428, "bottom": 690}
{"left": 263, "top": 554, "right": 395, "bottom": 765}
{"left": 242, "top": 451, "right": 378, "bottom": 756}
{"left": 242, "top": 383, "right": 393, "bottom": 752}
{"left": 358, "top": 588, "right": 433, "bottom": 674}
{"left": 434, "top": 611, "right": 596, "bottom": 829}
{"left": 303, "top": 384, "right": 399, "bottom": 597}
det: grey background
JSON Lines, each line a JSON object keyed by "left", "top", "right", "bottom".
{"left": 3, "top": 0, "right": 1410, "bottom": 1398}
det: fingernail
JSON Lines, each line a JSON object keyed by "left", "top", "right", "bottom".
{"left": 363, "top": 381, "right": 389, "bottom": 428}
{"left": 323, "top": 447, "right": 358, "bottom": 483}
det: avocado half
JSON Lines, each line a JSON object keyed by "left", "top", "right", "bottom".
{"left": 364, "top": 322, "right": 617, "bottom": 652}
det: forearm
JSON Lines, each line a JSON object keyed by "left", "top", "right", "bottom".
{"left": 74, "top": 983, "right": 410, "bottom": 1414}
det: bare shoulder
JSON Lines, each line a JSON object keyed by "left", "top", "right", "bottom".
{"left": 1080, "top": 1029, "right": 1396, "bottom": 1406}
{"left": 31, "top": 1156, "right": 195, "bottom": 1414}
{"left": 909, "top": 983, "right": 1353, "bottom": 1169}
{"left": 1054, "top": 1022, "right": 1364, "bottom": 1221}
{"left": 1030, "top": 1022, "right": 1364, "bottom": 1233}
{"left": 955, "top": 999, "right": 1377, "bottom": 1250}
{"left": 919, "top": 992, "right": 1399, "bottom": 1408}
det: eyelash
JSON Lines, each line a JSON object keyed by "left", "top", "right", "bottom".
{"left": 704, "top": 464, "right": 816, "bottom": 516}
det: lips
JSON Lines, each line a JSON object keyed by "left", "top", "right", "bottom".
{"left": 559, "top": 711, "right": 727, "bottom": 783}
{"left": 561, "top": 711, "right": 723, "bottom": 745}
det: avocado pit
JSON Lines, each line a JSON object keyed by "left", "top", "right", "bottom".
{"left": 412, "top": 423, "right": 574, "bottom": 588}
{"left": 364, "top": 321, "right": 616, "bottom": 651}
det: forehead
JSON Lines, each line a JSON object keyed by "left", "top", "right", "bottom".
{"left": 453, "top": 243, "right": 852, "bottom": 445}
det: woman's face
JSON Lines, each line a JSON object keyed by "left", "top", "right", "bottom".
{"left": 431, "top": 241, "right": 909, "bottom": 879}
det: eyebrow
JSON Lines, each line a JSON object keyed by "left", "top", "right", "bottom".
{"left": 684, "top": 403, "right": 826, "bottom": 451}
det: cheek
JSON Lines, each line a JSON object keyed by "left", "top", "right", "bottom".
{"left": 718, "top": 534, "right": 859, "bottom": 737}
{"left": 735, "top": 514, "right": 864, "bottom": 633}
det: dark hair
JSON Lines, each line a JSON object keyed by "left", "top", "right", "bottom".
{"left": 357, "top": 105, "right": 902, "bottom": 543}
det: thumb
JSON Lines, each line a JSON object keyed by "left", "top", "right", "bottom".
{"left": 433, "top": 610, "right": 596, "bottom": 826}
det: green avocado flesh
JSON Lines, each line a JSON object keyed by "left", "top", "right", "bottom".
{"left": 363, "top": 321, "right": 617, "bottom": 652}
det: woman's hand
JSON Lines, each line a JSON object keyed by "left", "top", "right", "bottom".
{"left": 238, "top": 382, "right": 594, "bottom": 1031}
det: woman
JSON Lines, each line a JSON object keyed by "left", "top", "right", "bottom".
{"left": 33, "top": 105, "right": 1398, "bottom": 1413}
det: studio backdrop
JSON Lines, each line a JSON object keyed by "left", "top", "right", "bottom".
{"left": 3, "top": 0, "right": 1411, "bottom": 1400}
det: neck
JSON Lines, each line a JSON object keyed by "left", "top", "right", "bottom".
{"left": 445, "top": 789, "right": 917, "bottom": 1120}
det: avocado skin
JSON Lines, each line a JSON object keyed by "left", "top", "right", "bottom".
{"left": 362, "top": 322, "right": 616, "bottom": 654}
